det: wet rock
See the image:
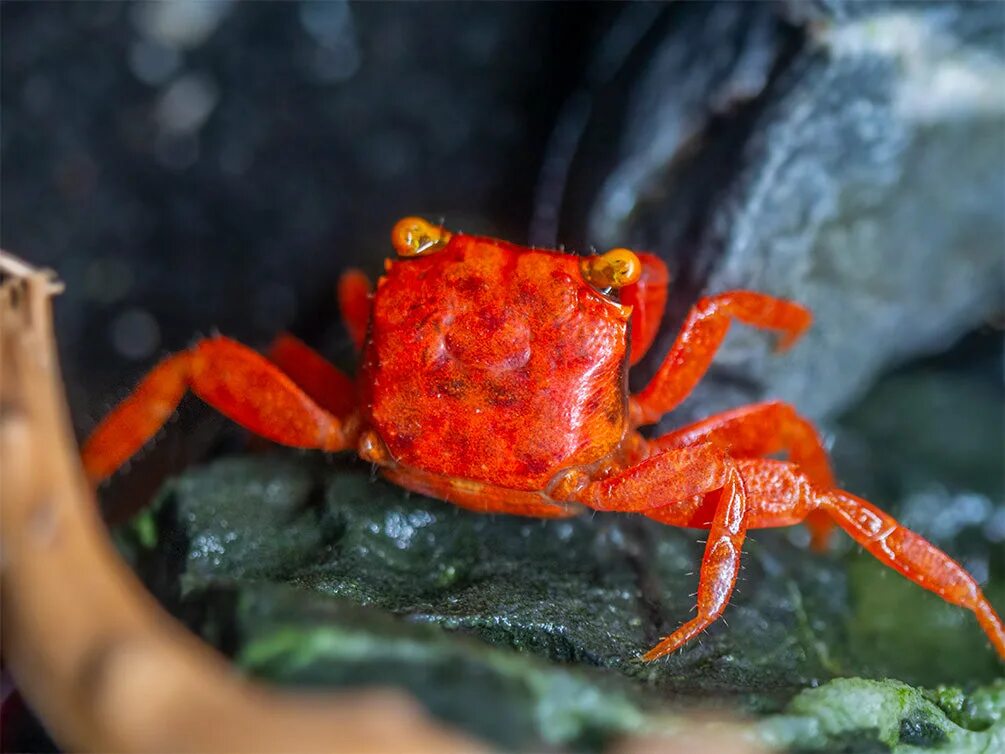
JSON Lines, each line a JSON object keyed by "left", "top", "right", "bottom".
{"left": 119, "top": 353, "right": 1003, "bottom": 748}
{"left": 759, "top": 678, "right": 1005, "bottom": 753}
{"left": 542, "top": 1, "right": 1005, "bottom": 426}
{"left": 196, "top": 582, "right": 660, "bottom": 751}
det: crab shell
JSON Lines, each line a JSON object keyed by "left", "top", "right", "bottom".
{"left": 359, "top": 234, "right": 632, "bottom": 491}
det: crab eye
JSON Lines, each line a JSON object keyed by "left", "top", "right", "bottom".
{"left": 581, "top": 248, "right": 642, "bottom": 290}
{"left": 391, "top": 216, "right": 452, "bottom": 257}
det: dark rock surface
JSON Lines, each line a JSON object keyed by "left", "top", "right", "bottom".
{"left": 118, "top": 356, "right": 1004, "bottom": 751}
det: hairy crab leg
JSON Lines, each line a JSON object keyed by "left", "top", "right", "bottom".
{"left": 81, "top": 336, "right": 349, "bottom": 482}
{"left": 648, "top": 400, "right": 836, "bottom": 550}
{"left": 645, "top": 458, "right": 1005, "bottom": 659}
{"left": 642, "top": 466, "right": 748, "bottom": 661}
{"left": 566, "top": 444, "right": 750, "bottom": 659}
{"left": 577, "top": 443, "right": 737, "bottom": 513}
{"left": 620, "top": 252, "right": 670, "bottom": 366}
{"left": 337, "top": 269, "right": 372, "bottom": 353}
{"left": 631, "top": 292, "right": 811, "bottom": 426}
{"left": 267, "top": 333, "right": 356, "bottom": 418}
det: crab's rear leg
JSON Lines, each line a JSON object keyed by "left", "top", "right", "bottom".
{"left": 644, "top": 458, "right": 1005, "bottom": 660}
{"left": 823, "top": 486, "right": 1005, "bottom": 658}
{"left": 569, "top": 444, "right": 750, "bottom": 660}
{"left": 632, "top": 292, "right": 811, "bottom": 426}
{"left": 82, "top": 336, "right": 350, "bottom": 482}
{"left": 650, "top": 400, "right": 836, "bottom": 550}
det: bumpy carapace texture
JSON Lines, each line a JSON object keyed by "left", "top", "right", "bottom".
{"left": 361, "top": 237, "right": 629, "bottom": 491}
{"left": 82, "top": 217, "right": 1005, "bottom": 663}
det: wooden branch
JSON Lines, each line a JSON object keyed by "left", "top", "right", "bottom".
{"left": 0, "top": 251, "right": 482, "bottom": 753}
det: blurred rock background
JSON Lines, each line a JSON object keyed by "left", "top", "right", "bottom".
{"left": 4, "top": 1, "right": 1002, "bottom": 435}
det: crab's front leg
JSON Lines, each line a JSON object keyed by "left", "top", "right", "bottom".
{"left": 620, "top": 252, "right": 670, "bottom": 366}
{"left": 822, "top": 485, "right": 1005, "bottom": 658}
{"left": 631, "top": 292, "right": 812, "bottom": 426}
{"left": 745, "top": 459, "right": 1005, "bottom": 659}
{"left": 267, "top": 333, "right": 357, "bottom": 417}
{"left": 643, "top": 465, "right": 748, "bottom": 661}
{"left": 82, "top": 336, "right": 352, "bottom": 482}
{"left": 649, "top": 400, "right": 836, "bottom": 550}
{"left": 564, "top": 444, "right": 751, "bottom": 660}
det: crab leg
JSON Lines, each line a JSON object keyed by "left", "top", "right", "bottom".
{"left": 620, "top": 252, "right": 670, "bottom": 365}
{"left": 337, "top": 269, "right": 372, "bottom": 353}
{"left": 631, "top": 292, "right": 811, "bottom": 426}
{"left": 265, "top": 270, "right": 370, "bottom": 416}
{"left": 643, "top": 466, "right": 748, "bottom": 660}
{"left": 824, "top": 486, "right": 1005, "bottom": 659}
{"left": 82, "top": 336, "right": 349, "bottom": 482}
{"left": 580, "top": 443, "right": 737, "bottom": 513}
{"left": 267, "top": 333, "right": 356, "bottom": 418}
{"left": 648, "top": 400, "right": 837, "bottom": 550}
{"left": 568, "top": 444, "right": 749, "bottom": 660}
{"left": 645, "top": 458, "right": 1005, "bottom": 659}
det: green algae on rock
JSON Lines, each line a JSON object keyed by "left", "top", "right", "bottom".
{"left": 210, "top": 582, "right": 664, "bottom": 750}
{"left": 759, "top": 678, "right": 1005, "bottom": 754}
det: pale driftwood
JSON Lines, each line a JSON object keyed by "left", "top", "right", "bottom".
{"left": 0, "top": 251, "right": 482, "bottom": 753}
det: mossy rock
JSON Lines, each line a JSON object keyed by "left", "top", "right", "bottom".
{"left": 117, "top": 371, "right": 1003, "bottom": 750}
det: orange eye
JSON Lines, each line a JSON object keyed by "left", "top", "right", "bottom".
{"left": 581, "top": 247, "right": 642, "bottom": 290}
{"left": 391, "top": 216, "right": 452, "bottom": 257}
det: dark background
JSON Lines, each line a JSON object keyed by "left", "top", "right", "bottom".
{"left": 2, "top": 2, "right": 621, "bottom": 432}
{"left": 5, "top": 1, "right": 1002, "bottom": 439}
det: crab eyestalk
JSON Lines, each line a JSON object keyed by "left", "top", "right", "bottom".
{"left": 582, "top": 248, "right": 643, "bottom": 291}
{"left": 391, "top": 216, "right": 452, "bottom": 257}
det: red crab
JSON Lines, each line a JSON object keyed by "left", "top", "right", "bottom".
{"left": 82, "top": 217, "right": 1005, "bottom": 661}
